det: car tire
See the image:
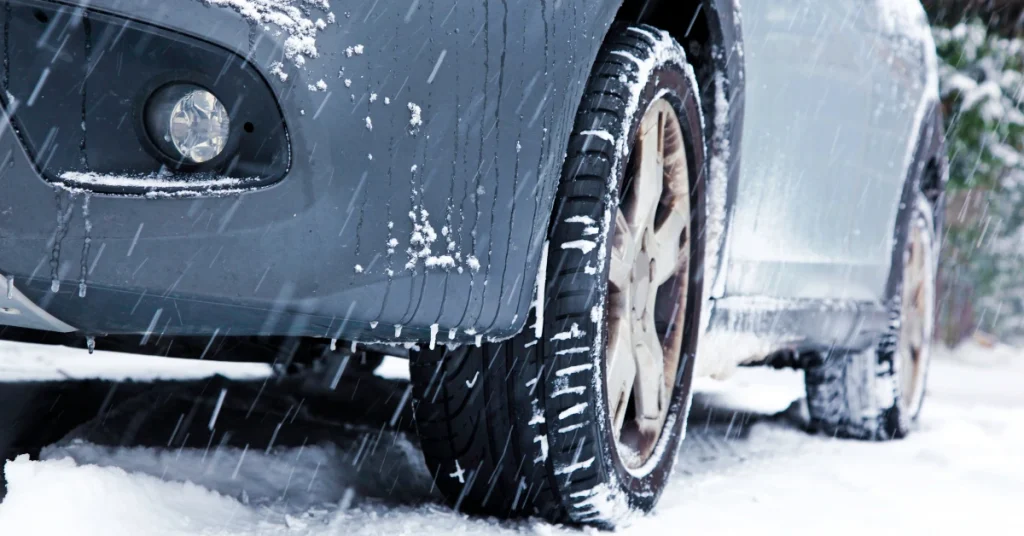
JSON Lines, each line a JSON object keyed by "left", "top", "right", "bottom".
{"left": 410, "top": 24, "right": 707, "bottom": 527}
{"left": 804, "top": 192, "right": 937, "bottom": 440}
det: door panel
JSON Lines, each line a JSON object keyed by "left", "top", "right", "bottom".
{"left": 727, "top": 0, "right": 894, "bottom": 301}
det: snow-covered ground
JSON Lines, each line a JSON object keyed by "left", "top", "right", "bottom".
{"left": 0, "top": 341, "right": 1020, "bottom": 535}
{"left": 0, "top": 340, "right": 273, "bottom": 382}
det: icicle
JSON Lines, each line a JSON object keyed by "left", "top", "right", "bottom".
{"left": 429, "top": 323, "right": 439, "bottom": 350}
{"left": 79, "top": 194, "right": 91, "bottom": 298}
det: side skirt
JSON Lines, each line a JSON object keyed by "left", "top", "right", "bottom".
{"left": 702, "top": 296, "right": 889, "bottom": 371}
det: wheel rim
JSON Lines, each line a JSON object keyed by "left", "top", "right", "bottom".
{"left": 606, "top": 99, "right": 691, "bottom": 469}
{"left": 897, "top": 214, "right": 934, "bottom": 416}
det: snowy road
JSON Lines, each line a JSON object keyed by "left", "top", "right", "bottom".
{"left": 0, "top": 341, "right": 1020, "bottom": 535}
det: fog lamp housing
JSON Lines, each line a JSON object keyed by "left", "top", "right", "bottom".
{"left": 145, "top": 84, "right": 231, "bottom": 166}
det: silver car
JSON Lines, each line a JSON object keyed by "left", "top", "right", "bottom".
{"left": 0, "top": 0, "right": 944, "bottom": 528}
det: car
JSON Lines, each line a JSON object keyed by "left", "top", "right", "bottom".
{"left": 0, "top": 0, "right": 945, "bottom": 528}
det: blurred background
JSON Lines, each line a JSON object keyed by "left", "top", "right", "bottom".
{"left": 924, "top": 0, "right": 1024, "bottom": 346}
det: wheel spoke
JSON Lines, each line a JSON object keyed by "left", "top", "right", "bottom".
{"left": 652, "top": 204, "right": 688, "bottom": 285}
{"left": 632, "top": 316, "right": 665, "bottom": 421}
{"left": 610, "top": 208, "right": 637, "bottom": 291}
{"left": 606, "top": 316, "right": 636, "bottom": 436}
{"left": 631, "top": 111, "right": 665, "bottom": 230}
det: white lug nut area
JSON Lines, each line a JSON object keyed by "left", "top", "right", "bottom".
{"left": 168, "top": 89, "right": 230, "bottom": 164}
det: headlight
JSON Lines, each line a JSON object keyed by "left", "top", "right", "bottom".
{"left": 145, "top": 84, "right": 230, "bottom": 165}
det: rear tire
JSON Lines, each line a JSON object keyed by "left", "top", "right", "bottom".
{"left": 410, "top": 25, "right": 707, "bottom": 527}
{"left": 805, "top": 193, "right": 937, "bottom": 439}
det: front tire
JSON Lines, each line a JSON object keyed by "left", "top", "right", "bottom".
{"left": 410, "top": 25, "right": 707, "bottom": 527}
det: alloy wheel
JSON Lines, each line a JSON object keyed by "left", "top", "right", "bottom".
{"left": 606, "top": 98, "right": 691, "bottom": 468}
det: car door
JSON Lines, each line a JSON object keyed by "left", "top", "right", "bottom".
{"left": 725, "top": 0, "right": 891, "bottom": 302}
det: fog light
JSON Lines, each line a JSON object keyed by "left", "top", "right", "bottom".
{"left": 145, "top": 84, "right": 230, "bottom": 165}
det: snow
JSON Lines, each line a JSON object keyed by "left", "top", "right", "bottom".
{"left": 533, "top": 435, "right": 549, "bottom": 463}
{"left": 207, "top": 388, "right": 229, "bottom": 430}
{"left": 58, "top": 172, "right": 251, "bottom": 190}
{"left": 579, "top": 130, "right": 614, "bottom": 144}
{"left": 551, "top": 323, "right": 585, "bottom": 342}
{"left": 0, "top": 342, "right": 1021, "bottom": 533}
{"left": 423, "top": 255, "right": 455, "bottom": 269}
{"left": 400, "top": 205, "right": 477, "bottom": 274}
{"left": 555, "top": 363, "right": 593, "bottom": 376}
{"left": 372, "top": 354, "right": 407, "bottom": 383}
{"left": 0, "top": 340, "right": 271, "bottom": 382}
{"left": 704, "top": 69, "right": 731, "bottom": 306}
{"left": 557, "top": 402, "right": 588, "bottom": 420}
{"left": 560, "top": 239, "right": 596, "bottom": 254}
{"left": 407, "top": 103, "right": 423, "bottom": 128}
{"left": 530, "top": 241, "right": 549, "bottom": 340}
{"left": 404, "top": 208, "right": 438, "bottom": 270}
{"left": 694, "top": 331, "right": 791, "bottom": 380}
{"left": 428, "top": 324, "right": 439, "bottom": 350}
{"left": 269, "top": 62, "right": 289, "bottom": 82}
{"left": 564, "top": 215, "right": 595, "bottom": 225}
{"left": 427, "top": 50, "right": 447, "bottom": 85}
{"left": 1, "top": 454, "right": 262, "bottom": 536}
{"left": 554, "top": 457, "right": 594, "bottom": 476}
{"left": 204, "top": 1, "right": 334, "bottom": 74}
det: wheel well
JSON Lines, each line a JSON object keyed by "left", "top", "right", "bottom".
{"left": 921, "top": 157, "right": 944, "bottom": 205}
{"left": 615, "top": 1, "right": 713, "bottom": 80}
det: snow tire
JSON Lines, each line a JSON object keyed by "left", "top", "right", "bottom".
{"left": 805, "top": 193, "right": 938, "bottom": 440}
{"left": 410, "top": 24, "right": 707, "bottom": 528}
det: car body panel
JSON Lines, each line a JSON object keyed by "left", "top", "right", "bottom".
{"left": 0, "top": 0, "right": 747, "bottom": 344}
{"left": 724, "top": 0, "right": 938, "bottom": 303}
{"left": 0, "top": 0, "right": 943, "bottom": 374}
{"left": 0, "top": 0, "right": 624, "bottom": 341}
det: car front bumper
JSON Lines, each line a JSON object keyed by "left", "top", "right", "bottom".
{"left": 0, "top": 0, "right": 617, "bottom": 341}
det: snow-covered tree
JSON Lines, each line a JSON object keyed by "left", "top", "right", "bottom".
{"left": 934, "top": 20, "right": 1024, "bottom": 342}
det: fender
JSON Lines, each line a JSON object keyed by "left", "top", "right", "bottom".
{"left": 701, "top": 0, "right": 746, "bottom": 300}
{"left": 594, "top": 0, "right": 747, "bottom": 299}
{"left": 884, "top": 102, "right": 947, "bottom": 307}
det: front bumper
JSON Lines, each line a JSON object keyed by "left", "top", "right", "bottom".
{"left": 0, "top": 0, "right": 616, "bottom": 341}
{"left": 0, "top": 272, "right": 74, "bottom": 332}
